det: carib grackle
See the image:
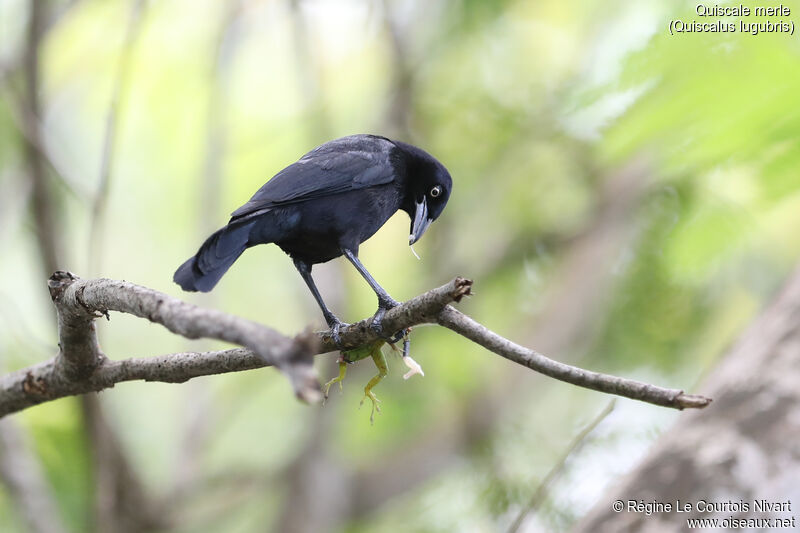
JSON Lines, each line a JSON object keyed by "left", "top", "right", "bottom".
{"left": 173, "top": 134, "right": 452, "bottom": 346}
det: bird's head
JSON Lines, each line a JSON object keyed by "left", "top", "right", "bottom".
{"left": 396, "top": 143, "right": 452, "bottom": 245}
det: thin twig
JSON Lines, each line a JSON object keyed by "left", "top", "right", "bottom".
{"left": 437, "top": 307, "right": 710, "bottom": 410}
{"left": 507, "top": 399, "right": 617, "bottom": 533}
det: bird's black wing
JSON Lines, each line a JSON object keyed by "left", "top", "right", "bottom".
{"left": 231, "top": 135, "right": 397, "bottom": 219}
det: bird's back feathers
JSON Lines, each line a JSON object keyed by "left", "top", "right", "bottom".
{"left": 230, "top": 135, "right": 398, "bottom": 219}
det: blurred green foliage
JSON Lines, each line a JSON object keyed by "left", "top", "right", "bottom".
{"left": 1, "top": 0, "right": 799, "bottom": 531}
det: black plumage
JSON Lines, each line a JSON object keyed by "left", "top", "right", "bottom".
{"left": 174, "top": 134, "right": 452, "bottom": 341}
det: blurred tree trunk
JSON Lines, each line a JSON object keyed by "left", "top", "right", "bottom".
{"left": 0, "top": 419, "right": 67, "bottom": 533}
{"left": 24, "top": 0, "right": 62, "bottom": 278}
{"left": 0, "top": 4, "right": 67, "bottom": 532}
{"left": 574, "top": 264, "right": 800, "bottom": 532}
{"left": 17, "top": 1, "right": 159, "bottom": 531}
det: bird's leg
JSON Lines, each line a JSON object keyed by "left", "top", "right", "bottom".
{"left": 359, "top": 345, "right": 389, "bottom": 424}
{"left": 293, "top": 259, "right": 348, "bottom": 348}
{"left": 340, "top": 248, "right": 404, "bottom": 337}
{"left": 387, "top": 329, "right": 406, "bottom": 344}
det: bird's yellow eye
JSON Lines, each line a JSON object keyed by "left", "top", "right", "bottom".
{"left": 430, "top": 185, "right": 442, "bottom": 198}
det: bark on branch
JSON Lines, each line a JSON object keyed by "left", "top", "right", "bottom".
{"left": 41, "top": 270, "right": 318, "bottom": 405}
{"left": 437, "top": 308, "right": 710, "bottom": 410}
{"left": 0, "top": 272, "right": 710, "bottom": 418}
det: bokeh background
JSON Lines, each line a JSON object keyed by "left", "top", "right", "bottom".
{"left": 1, "top": 0, "right": 799, "bottom": 532}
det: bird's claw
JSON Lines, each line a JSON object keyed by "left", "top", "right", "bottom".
{"left": 370, "top": 307, "right": 387, "bottom": 335}
{"left": 370, "top": 297, "right": 401, "bottom": 339}
{"left": 325, "top": 319, "right": 349, "bottom": 350}
{"left": 331, "top": 322, "right": 343, "bottom": 348}
{"left": 387, "top": 332, "right": 411, "bottom": 353}
{"left": 388, "top": 328, "right": 408, "bottom": 344}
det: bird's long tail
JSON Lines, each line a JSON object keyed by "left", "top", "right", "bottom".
{"left": 173, "top": 219, "right": 256, "bottom": 292}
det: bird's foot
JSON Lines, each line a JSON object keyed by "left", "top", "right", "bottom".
{"left": 325, "top": 316, "right": 349, "bottom": 350}
{"left": 384, "top": 327, "right": 410, "bottom": 350}
{"left": 359, "top": 389, "right": 381, "bottom": 425}
{"left": 370, "top": 297, "right": 401, "bottom": 338}
{"left": 386, "top": 328, "right": 408, "bottom": 344}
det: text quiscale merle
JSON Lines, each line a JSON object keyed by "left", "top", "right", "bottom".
{"left": 695, "top": 4, "right": 791, "bottom": 17}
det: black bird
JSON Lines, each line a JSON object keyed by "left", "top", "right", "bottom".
{"left": 173, "top": 134, "right": 452, "bottom": 343}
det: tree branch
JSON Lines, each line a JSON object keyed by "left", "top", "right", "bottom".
{"left": 436, "top": 307, "right": 710, "bottom": 410}
{"left": 0, "top": 274, "right": 710, "bottom": 418}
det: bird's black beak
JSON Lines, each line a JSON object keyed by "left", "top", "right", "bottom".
{"left": 409, "top": 197, "right": 432, "bottom": 245}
